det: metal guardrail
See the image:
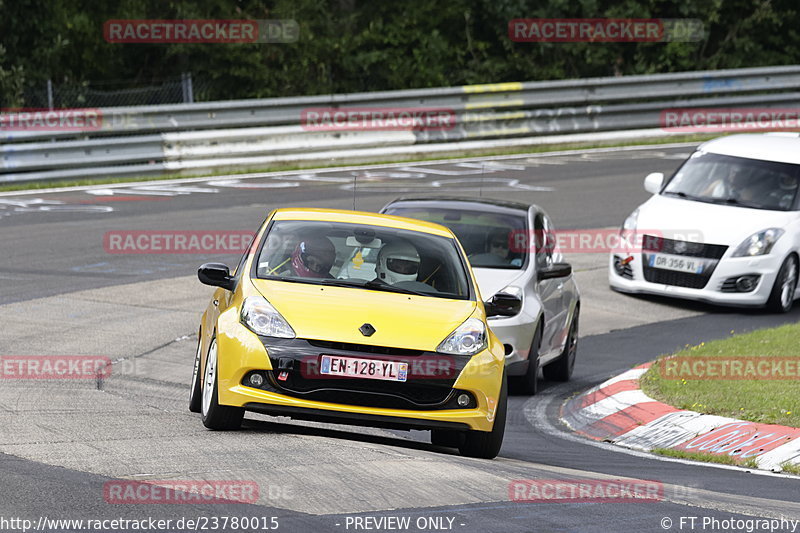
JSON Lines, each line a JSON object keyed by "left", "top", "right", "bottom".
{"left": 2, "top": 65, "right": 800, "bottom": 184}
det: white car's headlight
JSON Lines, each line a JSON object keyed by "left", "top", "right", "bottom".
{"left": 437, "top": 317, "right": 487, "bottom": 356}
{"left": 732, "top": 228, "right": 784, "bottom": 257}
{"left": 621, "top": 208, "right": 639, "bottom": 234}
{"left": 240, "top": 296, "right": 295, "bottom": 338}
{"left": 617, "top": 208, "right": 640, "bottom": 250}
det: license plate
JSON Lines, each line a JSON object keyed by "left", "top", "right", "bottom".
{"left": 648, "top": 253, "right": 704, "bottom": 274}
{"left": 319, "top": 355, "right": 408, "bottom": 382}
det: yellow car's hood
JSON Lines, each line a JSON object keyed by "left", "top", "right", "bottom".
{"left": 251, "top": 279, "right": 477, "bottom": 351}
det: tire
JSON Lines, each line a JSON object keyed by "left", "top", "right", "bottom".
{"left": 543, "top": 309, "right": 579, "bottom": 382}
{"left": 201, "top": 337, "right": 244, "bottom": 430}
{"left": 458, "top": 372, "right": 507, "bottom": 459}
{"left": 766, "top": 255, "right": 798, "bottom": 313}
{"left": 515, "top": 325, "right": 541, "bottom": 395}
{"left": 430, "top": 429, "right": 464, "bottom": 448}
{"left": 188, "top": 333, "right": 203, "bottom": 413}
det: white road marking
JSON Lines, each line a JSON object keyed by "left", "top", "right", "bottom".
{"left": 206, "top": 179, "right": 300, "bottom": 189}
{"left": 456, "top": 161, "right": 527, "bottom": 171}
{"left": 428, "top": 177, "right": 553, "bottom": 192}
{"left": 397, "top": 166, "right": 487, "bottom": 175}
{"left": 0, "top": 198, "right": 64, "bottom": 207}
{"left": 523, "top": 157, "right": 570, "bottom": 166}
{"left": 14, "top": 205, "right": 113, "bottom": 213}
{"left": 86, "top": 184, "right": 220, "bottom": 196}
{"left": 352, "top": 170, "right": 428, "bottom": 179}
{"left": 339, "top": 176, "right": 553, "bottom": 192}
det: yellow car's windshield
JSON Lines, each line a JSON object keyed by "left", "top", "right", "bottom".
{"left": 253, "top": 220, "right": 472, "bottom": 300}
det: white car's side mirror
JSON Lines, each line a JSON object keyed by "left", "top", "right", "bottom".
{"left": 644, "top": 172, "right": 665, "bottom": 194}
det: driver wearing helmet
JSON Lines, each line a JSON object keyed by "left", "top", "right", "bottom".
{"left": 375, "top": 240, "right": 420, "bottom": 285}
{"left": 283, "top": 235, "right": 336, "bottom": 278}
{"left": 774, "top": 173, "right": 799, "bottom": 209}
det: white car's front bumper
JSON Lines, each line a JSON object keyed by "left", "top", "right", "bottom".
{"left": 608, "top": 251, "right": 784, "bottom": 307}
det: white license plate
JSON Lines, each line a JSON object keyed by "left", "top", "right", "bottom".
{"left": 319, "top": 355, "right": 408, "bottom": 382}
{"left": 648, "top": 253, "right": 704, "bottom": 274}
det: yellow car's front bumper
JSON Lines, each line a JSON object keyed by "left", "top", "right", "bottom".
{"left": 214, "top": 312, "right": 505, "bottom": 433}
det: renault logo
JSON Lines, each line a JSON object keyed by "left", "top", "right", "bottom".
{"left": 359, "top": 323, "right": 376, "bottom": 337}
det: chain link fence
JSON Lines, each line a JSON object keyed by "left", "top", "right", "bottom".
{"left": 19, "top": 74, "right": 208, "bottom": 109}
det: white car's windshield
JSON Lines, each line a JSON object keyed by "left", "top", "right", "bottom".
{"left": 663, "top": 152, "right": 800, "bottom": 211}
{"left": 383, "top": 207, "right": 528, "bottom": 270}
{"left": 254, "top": 220, "right": 471, "bottom": 300}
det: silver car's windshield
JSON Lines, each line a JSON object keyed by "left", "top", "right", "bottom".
{"left": 663, "top": 152, "right": 800, "bottom": 211}
{"left": 254, "top": 220, "right": 471, "bottom": 300}
{"left": 383, "top": 207, "right": 528, "bottom": 270}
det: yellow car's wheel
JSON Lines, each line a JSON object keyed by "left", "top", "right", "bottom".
{"left": 430, "top": 429, "right": 463, "bottom": 448}
{"left": 201, "top": 337, "right": 244, "bottom": 430}
{"left": 458, "top": 372, "right": 507, "bottom": 459}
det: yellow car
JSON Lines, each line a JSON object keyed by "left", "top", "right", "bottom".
{"left": 189, "top": 208, "right": 508, "bottom": 458}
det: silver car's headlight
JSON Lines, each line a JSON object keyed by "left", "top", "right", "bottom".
{"left": 732, "top": 228, "right": 784, "bottom": 257}
{"left": 240, "top": 296, "right": 295, "bottom": 338}
{"left": 437, "top": 318, "right": 487, "bottom": 356}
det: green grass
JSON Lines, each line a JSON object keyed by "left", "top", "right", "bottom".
{"left": 0, "top": 133, "right": 717, "bottom": 193}
{"left": 640, "top": 322, "right": 800, "bottom": 428}
{"left": 653, "top": 448, "right": 759, "bottom": 468}
{"left": 780, "top": 462, "right": 800, "bottom": 475}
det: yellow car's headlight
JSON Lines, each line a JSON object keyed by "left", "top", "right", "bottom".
{"left": 437, "top": 317, "right": 487, "bottom": 356}
{"left": 240, "top": 296, "right": 295, "bottom": 338}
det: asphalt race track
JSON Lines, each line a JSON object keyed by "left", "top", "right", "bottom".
{"left": 1, "top": 143, "right": 798, "bottom": 533}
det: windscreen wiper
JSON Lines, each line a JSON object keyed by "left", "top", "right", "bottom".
{"left": 314, "top": 278, "right": 427, "bottom": 296}
{"left": 315, "top": 279, "right": 371, "bottom": 289}
{"left": 663, "top": 190, "right": 701, "bottom": 201}
{"left": 713, "top": 197, "right": 762, "bottom": 208}
{"left": 363, "top": 278, "right": 428, "bottom": 297}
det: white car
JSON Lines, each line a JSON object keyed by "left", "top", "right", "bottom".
{"left": 381, "top": 197, "right": 581, "bottom": 395}
{"left": 609, "top": 133, "right": 800, "bottom": 313}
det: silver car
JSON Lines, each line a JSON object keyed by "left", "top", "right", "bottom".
{"left": 381, "top": 197, "right": 580, "bottom": 394}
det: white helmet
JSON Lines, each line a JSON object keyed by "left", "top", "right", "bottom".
{"left": 376, "top": 240, "right": 420, "bottom": 284}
